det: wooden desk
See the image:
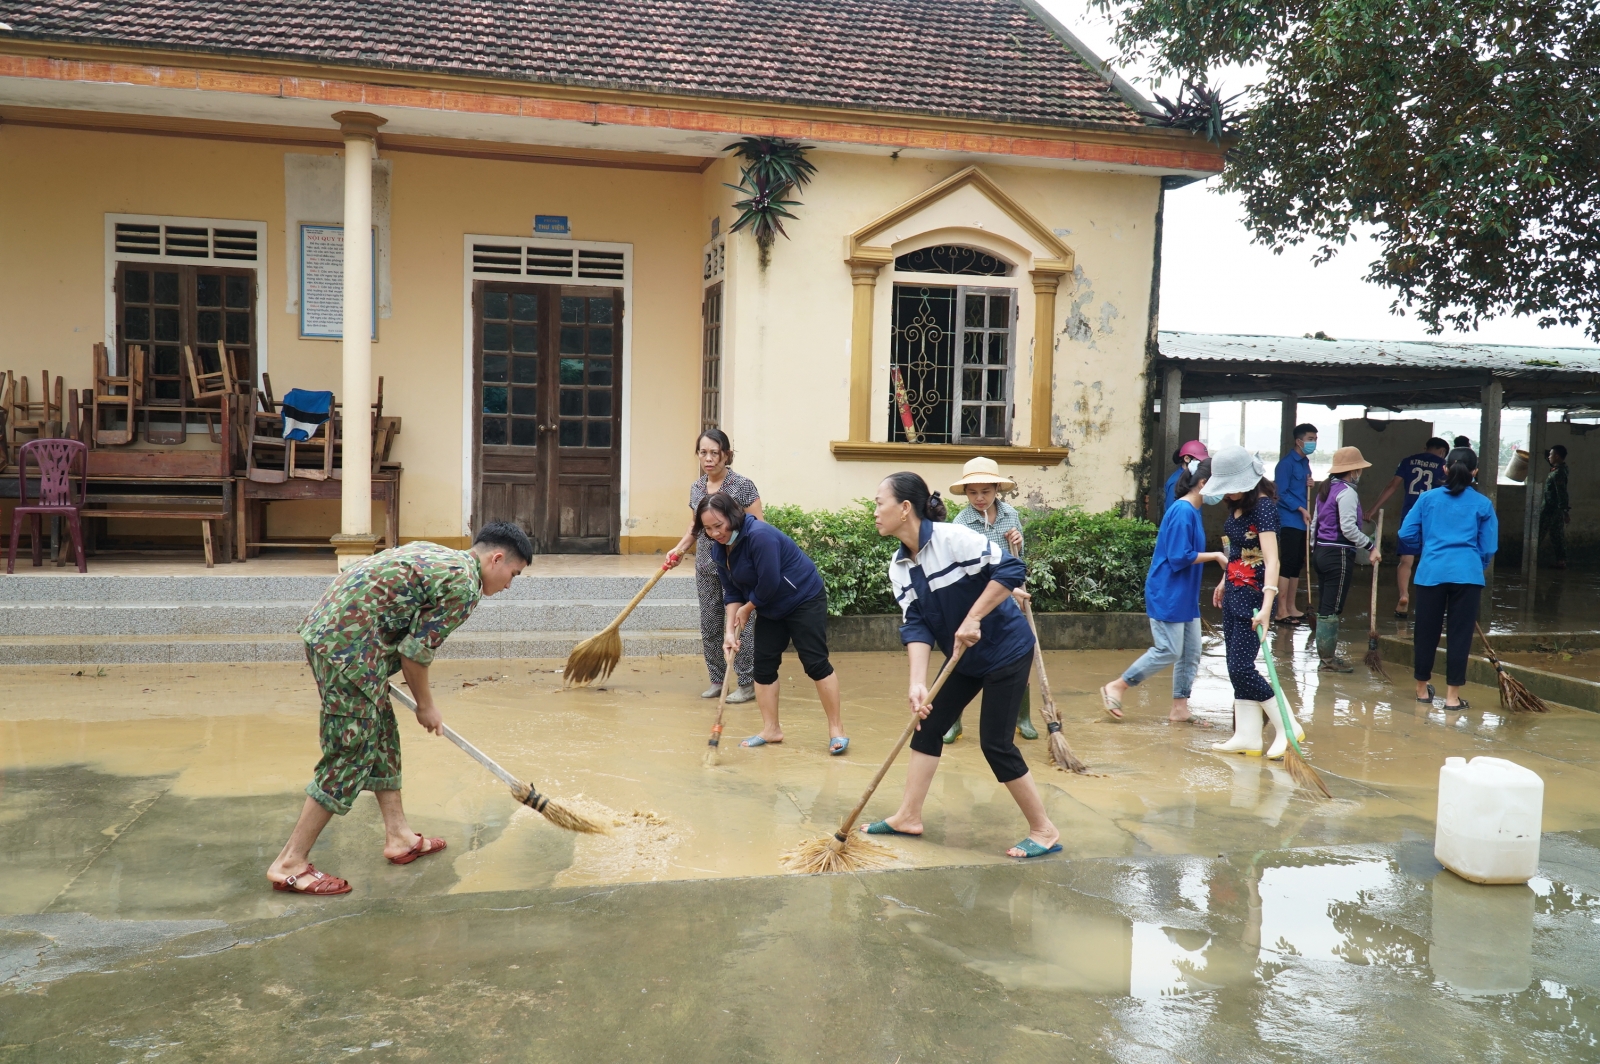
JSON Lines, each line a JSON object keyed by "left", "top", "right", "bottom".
{"left": 237, "top": 466, "right": 401, "bottom": 558}
{"left": 2, "top": 474, "right": 235, "bottom": 565}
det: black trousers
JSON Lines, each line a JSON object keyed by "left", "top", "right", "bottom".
{"left": 752, "top": 591, "right": 834, "bottom": 685}
{"left": 1412, "top": 582, "right": 1481, "bottom": 686}
{"left": 1313, "top": 546, "right": 1356, "bottom": 617}
{"left": 1279, "top": 526, "right": 1306, "bottom": 579}
{"left": 909, "top": 650, "right": 1032, "bottom": 782}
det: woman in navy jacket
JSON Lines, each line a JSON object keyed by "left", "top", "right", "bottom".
{"left": 1397, "top": 449, "right": 1498, "bottom": 710}
{"left": 700, "top": 492, "right": 848, "bottom": 753}
{"left": 861, "top": 472, "right": 1061, "bottom": 859}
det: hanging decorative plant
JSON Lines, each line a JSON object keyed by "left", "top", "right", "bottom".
{"left": 724, "top": 136, "right": 817, "bottom": 269}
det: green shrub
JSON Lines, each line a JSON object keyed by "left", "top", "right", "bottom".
{"left": 763, "top": 500, "right": 1156, "bottom": 616}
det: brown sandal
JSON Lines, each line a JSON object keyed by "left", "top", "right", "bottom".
{"left": 387, "top": 834, "right": 447, "bottom": 865}
{"left": 270, "top": 864, "right": 351, "bottom": 895}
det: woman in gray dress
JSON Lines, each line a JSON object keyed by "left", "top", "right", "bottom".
{"left": 665, "top": 429, "right": 760, "bottom": 702}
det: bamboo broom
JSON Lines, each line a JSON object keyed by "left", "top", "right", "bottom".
{"left": 1475, "top": 624, "right": 1550, "bottom": 713}
{"left": 1022, "top": 600, "right": 1088, "bottom": 774}
{"left": 702, "top": 646, "right": 741, "bottom": 767}
{"left": 1256, "top": 625, "right": 1333, "bottom": 799}
{"left": 1364, "top": 511, "right": 1389, "bottom": 680}
{"left": 563, "top": 556, "right": 676, "bottom": 687}
{"left": 781, "top": 646, "right": 965, "bottom": 874}
{"left": 388, "top": 682, "right": 609, "bottom": 834}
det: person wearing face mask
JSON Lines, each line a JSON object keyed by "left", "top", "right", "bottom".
{"left": 1101, "top": 457, "right": 1229, "bottom": 724}
{"left": 698, "top": 491, "right": 848, "bottom": 754}
{"left": 1309, "top": 446, "right": 1381, "bottom": 672}
{"left": 1164, "top": 440, "right": 1210, "bottom": 510}
{"left": 1205, "top": 446, "right": 1301, "bottom": 759}
{"left": 1273, "top": 424, "right": 1318, "bottom": 627}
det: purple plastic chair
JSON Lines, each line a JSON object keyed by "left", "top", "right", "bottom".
{"left": 7, "top": 438, "right": 88, "bottom": 574}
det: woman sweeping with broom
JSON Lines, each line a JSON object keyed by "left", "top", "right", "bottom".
{"left": 1398, "top": 447, "right": 1498, "bottom": 710}
{"left": 860, "top": 472, "right": 1061, "bottom": 859}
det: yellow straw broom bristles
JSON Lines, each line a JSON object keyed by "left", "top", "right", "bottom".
{"left": 564, "top": 561, "right": 673, "bottom": 687}
{"left": 1476, "top": 623, "right": 1550, "bottom": 713}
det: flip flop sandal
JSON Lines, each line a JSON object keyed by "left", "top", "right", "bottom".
{"left": 1393, "top": 611, "right": 1409, "bottom": 619}
{"left": 860, "top": 820, "right": 920, "bottom": 837}
{"left": 270, "top": 864, "right": 351, "bottom": 895}
{"left": 829, "top": 737, "right": 850, "bottom": 756}
{"left": 1099, "top": 685, "right": 1124, "bottom": 719}
{"left": 740, "top": 735, "right": 781, "bottom": 748}
{"left": 1444, "top": 699, "right": 1470, "bottom": 711}
{"left": 387, "top": 834, "right": 447, "bottom": 865}
{"left": 1416, "top": 683, "right": 1436, "bottom": 704}
{"left": 1009, "top": 838, "right": 1063, "bottom": 859}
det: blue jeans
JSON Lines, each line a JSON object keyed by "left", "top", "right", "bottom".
{"left": 1121, "top": 618, "right": 1203, "bottom": 699}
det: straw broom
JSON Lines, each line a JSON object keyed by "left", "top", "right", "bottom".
{"left": 702, "top": 647, "right": 741, "bottom": 767}
{"left": 564, "top": 556, "right": 676, "bottom": 687}
{"left": 1256, "top": 625, "right": 1333, "bottom": 799}
{"left": 388, "top": 682, "right": 609, "bottom": 834}
{"left": 1475, "top": 624, "right": 1550, "bottom": 713}
{"left": 1364, "top": 511, "right": 1389, "bottom": 680}
{"left": 780, "top": 646, "right": 966, "bottom": 874}
{"left": 1022, "top": 600, "right": 1088, "bottom": 774}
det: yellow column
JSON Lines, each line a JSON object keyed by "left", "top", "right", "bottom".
{"left": 1029, "top": 266, "right": 1068, "bottom": 448}
{"left": 330, "top": 110, "right": 386, "bottom": 568}
{"left": 847, "top": 251, "right": 891, "bottom": 442}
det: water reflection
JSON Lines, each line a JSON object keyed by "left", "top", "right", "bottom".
{"left": 1430, "top": 871, "right": 1533, "bottom": 995}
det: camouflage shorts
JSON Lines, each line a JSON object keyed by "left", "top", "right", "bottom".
{"left": 305, "top": 650, "right": 402, "bottom": 815}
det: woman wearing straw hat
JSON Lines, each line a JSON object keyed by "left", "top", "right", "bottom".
{"left": 1204, "top": 446, "right": 1300, "bottom": 759}
{"left": 1309, "top": 446, "right": 1381, "bottom": 672}
{"left": 948, "top": 456, "right": 1036, "bottom": 743}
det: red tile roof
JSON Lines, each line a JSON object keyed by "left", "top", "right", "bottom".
{"left": 0, "top": 0, "right": 1147, "bottom": 130}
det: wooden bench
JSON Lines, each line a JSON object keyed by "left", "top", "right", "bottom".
{"left": 82, "top": 505, "right": 226, "bottom": 567}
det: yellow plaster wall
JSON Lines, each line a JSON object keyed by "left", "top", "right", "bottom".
{"left": 0, "top": 124, "right": 704, "bottom": 545}
{"left": 712, "top": 150, "right": 1160, "bottom": 516}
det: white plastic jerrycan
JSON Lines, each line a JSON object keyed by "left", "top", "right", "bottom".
{"left": 1435, "top": 756, "right": 1543, "bottom": 884}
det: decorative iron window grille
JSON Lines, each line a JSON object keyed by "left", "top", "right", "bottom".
{"left": 888, "top": 285, "right": 1016, "bottom": 444}
{"left": 702, "top": 282, "right": 723, "bottom": 431}
{"left": 893, "top": 244, "right": 1011, "bottom": 276}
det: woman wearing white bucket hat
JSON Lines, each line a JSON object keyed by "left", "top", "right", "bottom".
{"left": 947, "top": 456, "right": 1035, "bottom": 742}
{"left": 1203, "top": 446, "right": 1301, "bottom": 759}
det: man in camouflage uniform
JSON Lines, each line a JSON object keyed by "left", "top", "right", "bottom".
{"left": 267, "top": 522, "right": 533, "bottom": 895}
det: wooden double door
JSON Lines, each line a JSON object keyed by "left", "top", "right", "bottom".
{"left": 473, "top": 281, "right": 622, "bottom": 553}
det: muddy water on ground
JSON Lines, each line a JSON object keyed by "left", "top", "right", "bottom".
{"left": 4, "top": 642, "right": 1600, "bottom": 1061}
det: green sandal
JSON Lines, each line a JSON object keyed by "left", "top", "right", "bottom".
{"left": 1009, "top": 838, "right": 1062, "bottom": 859}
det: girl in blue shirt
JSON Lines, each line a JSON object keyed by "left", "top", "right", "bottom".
{"left": 1397, "top": 449, "right": 1498, "bottom": 710}
{"left": 1102, "top": 459, "right": 1227, "bottom": 723}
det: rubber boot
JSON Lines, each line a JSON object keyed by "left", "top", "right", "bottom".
{"left": 1016, "top": 689, "right": 1038, "bottom": 740}
{"left": 1316, "top": 616, "right": 1354, "bottom": 672}
{"left": 1212, "top": 699, "right": 1264, "bottom": 755}
{"left": 942, "top": 719, "right": 962, "bottom": 744}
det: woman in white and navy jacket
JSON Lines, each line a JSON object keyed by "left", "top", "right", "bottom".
{"left": 861, "top": 472, "right": 1062, "bottom": 859}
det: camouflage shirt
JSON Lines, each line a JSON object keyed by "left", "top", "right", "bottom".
{"left": 299, "top": 542, "right": 483, "bottom": 710}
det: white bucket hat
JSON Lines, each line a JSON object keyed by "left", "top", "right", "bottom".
{"left": 949, "top": 456, "right": 1016, "bottom": 494}
{"left": 1205, "top": 445, "right": 1267, "bottom": 497}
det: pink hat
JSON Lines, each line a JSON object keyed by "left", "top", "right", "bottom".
{"left": 1178, "top": 440, "right": 1209, "bottom": 462}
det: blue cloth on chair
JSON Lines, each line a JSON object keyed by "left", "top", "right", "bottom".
{"left": 280, "top": 389, "right": 333, "bottom": 441}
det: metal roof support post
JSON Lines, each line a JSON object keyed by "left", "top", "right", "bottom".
{"left": 1479, "top": 380, "right": 1504, "bottom": 582}
{"left": 1522, "top": 405, "right": 1548, "bottom": 579}
{"left": 1278, "top": 397, "right": 1298, "bottom": 463}
{"left": 1158, "top": 366, "right": 1183, "bottom": 521}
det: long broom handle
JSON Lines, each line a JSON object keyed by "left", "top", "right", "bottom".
{"left": 1474, "top": 622, "right": 1506, "bottom": 668}
{"left": 1255, "top": 624, "right": 1309, "bottom": 760}
{"left": 388, "top": 682, "right": 521, "bottom": 790}
{"left": 604, "top": 563, "right": 671, "bottom": 631}
{"left": 1021, "top": 600, "right": 1062, "bottom": 729}
{"left": 831, "top": 644, "right": 965, "bottom": 839}
{"left": 1368, "top": 511, "right": 1384, "bottom": 632}
{"left": 706, "top": 635, "right": 747, "bottom": 748}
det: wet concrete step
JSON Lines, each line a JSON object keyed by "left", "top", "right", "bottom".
{"left": 0, "top": 599, "right": 697, "bottom": 637}
{"left": 0, "top": 629, "right": 701, "bottom": 666}
{"left": 0, "top": 572, "right": 696, "bottom": 604}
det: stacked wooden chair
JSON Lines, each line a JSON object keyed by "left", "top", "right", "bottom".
{"left": 4, "top": 369, "right": 64, "bottom": 451}
{"left": 91, "top": 342, "right": 145, "bottom": 446}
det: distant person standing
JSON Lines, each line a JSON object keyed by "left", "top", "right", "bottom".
{"left": 1398, "top": 448, "right": 1498, "bottom": 710}
{"left": 1370, "top": 437, "right": 1450, "bottom": 618}
{"left": 1309, "top": 446, "right": 1380, "bottom": 672}
{"left": 1540, "top": 445, "right": 1570, "bottom": 569}
{"left": 1272, "top": 423, "right": 1317, "bottom": 626}
{"left": 1164, "top": 440, "right": 1210, "bottom": 510}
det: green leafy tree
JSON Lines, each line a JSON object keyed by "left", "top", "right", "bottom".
{"left": 1096, "top": 0, "right": 1600, "bottom": 338}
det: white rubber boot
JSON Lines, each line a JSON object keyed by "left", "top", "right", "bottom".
{"left": 1212, "top": 699, "right": 1265, "bottom": 755}
{"left": 1264, "top": 701, "right": 1305, "bottom": 760}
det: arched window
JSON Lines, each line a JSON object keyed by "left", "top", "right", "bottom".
{"left": 893, "top": 245, "right": 1012, "bottom": 276}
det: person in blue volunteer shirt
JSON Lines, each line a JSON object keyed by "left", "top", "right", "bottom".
{"left": 1102, "top": 458, "right": 1228, "bottom": 724}
{"left": 863, "top": 472, "right": 1061, "bottom": 859}
{"left": 1370, "top": 437, "right": 1449, "bottom": 618}
{"left": 1273, "top": 423, "right": 1317, "bottom": 626}
{"left": 700, "top": 492, "right": 848, "bottom": 754}
{"left": 1164, "top": 439, "right": 1210, "bottom": 510}
{"left": 1398, "top": 448, "right": 1498, "bottom": 711}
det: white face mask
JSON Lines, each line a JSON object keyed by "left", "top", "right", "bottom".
{"left": 1202, "top": 491, "right": 1224, "bottom": 506}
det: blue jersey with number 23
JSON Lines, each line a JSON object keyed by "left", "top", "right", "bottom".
{"left": 1395, "top": 453, "right": 1447, "bottom": 514}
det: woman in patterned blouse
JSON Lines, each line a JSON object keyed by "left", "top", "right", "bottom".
{"left": 665, "top": 429, "right": 761, "bottom": 702}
